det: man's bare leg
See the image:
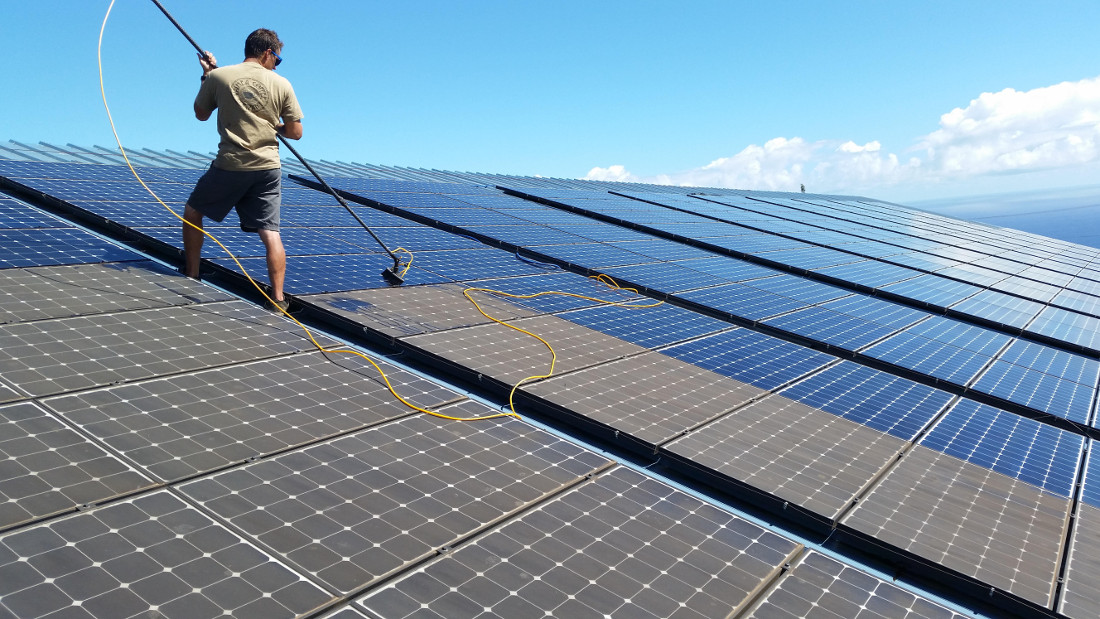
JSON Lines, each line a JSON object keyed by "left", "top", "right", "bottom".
{"left": 258, "top": 229, "right": 286, "bottom": 302}
{"left": 182, "top": 205, "right": 205, "bottom": 278}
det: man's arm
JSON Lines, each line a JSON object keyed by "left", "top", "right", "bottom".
{"left": 194, "top": 102, "right": 213, "bottom": 122}
{"left": 277, "top": 121, "right": 303, "bottom": 140}
{"left": 194, "top": 51, "right": 217, "bottom": 122}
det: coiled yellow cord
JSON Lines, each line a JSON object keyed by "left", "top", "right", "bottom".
{"left": 98, "top": 1, "right": 661, "bottom": 422}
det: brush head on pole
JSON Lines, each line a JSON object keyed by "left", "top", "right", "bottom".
{"left": 382, "top": 267, "right": 404, "bottom": 285}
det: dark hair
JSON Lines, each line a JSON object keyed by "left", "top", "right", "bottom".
{"left": 244, "top": 28, "right": 282, "bottom": 59}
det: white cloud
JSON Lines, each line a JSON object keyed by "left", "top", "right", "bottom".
{"left": 584, "top": 75, "right": 1100, "bottom": 196}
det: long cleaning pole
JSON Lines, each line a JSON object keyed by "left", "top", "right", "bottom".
{"left": 148, "top": 0, "right": 405, "bottom": 284}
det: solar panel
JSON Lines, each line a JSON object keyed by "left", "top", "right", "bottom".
{"left": 180, "top": 413, "right": 612, "bottom": 595}
{"left": 554, "top": 302, "right": 731, "bottom": 350}
{"left": 522, "top": 351, "right": 766, "bottom": 448}
{"left": 0, "top": 228, "right": 143, "bottom": 269}
{"left": 660, "top": 329, "right": 834, "bottom": 391}
{"left": 757, "top": 551, "right": 972, "bottom": 617}
{"left": 4, "top": 150, "right": 1100, "bottom": 618}
{"left": 0, "top": 491, "right": 334, "bottom": 618}
{"left": 359, "top": 466, "right": 802, "bottom": 619}
{"left": 0, "top": 300, "right": 329, "bottom": 397}
{"left": 0, "top": 195, "right": 68, "bottom": 228}
{"left": 402, "top": 313, "right": 649, "bottom": 387}
{"left": 844, "top": 399, "right": 1083, "bottom": 608}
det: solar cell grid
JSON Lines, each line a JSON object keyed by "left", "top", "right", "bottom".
{"left": 696, "top": 233, "right": 810, "bottom": 255}
{"left": 359, "top": 466, "right": 802, "bottom": 619}
{"left": 0, "top": 491, "right": 333, "bottom": 619}
{"left": 0, "top": 300, "right": 327, "bottom": 397}
{"left": 862, "top": 329, "right": 1005, "bottom": 387}
{"left": 523, "top": 350, "right": 766, "bottom": 448}
{"left": 180, "top": 413, "right": 611, "bottom": 594}
{"left": 749, "top": 551, "right": 969, "bottom": 619}
{"left": 555, "top": 302, "right": 730, "bottom": 350}
{"left": 1051, "top": 288, "right": 1100, "bottom": 317}
{"left": 0, "top": 261, "right": 231, "bottom": 323}
{"left": 214, "top": 253, "right": 451, "bottom": 293}
{"left": 0, "top": 195, "right": 68, "bottom": 229}
{"left": 678, "top": 282, "right": 808, "bottom": 321}
{"left": 744, "top": 273, "right": 852, "bottom": 305}
{"left": 820, "top": 294, "right": 930, "bottom": 331}
{"left": 813, "top": 259, "right": 922, "bottom": 289}
{"left": 844, "top": 438, "right": 1075, "bottom": 608}
{"left": 1029, "top": 307, "right": 1100, "bottom": 354}
{"left": 666, "top": 394, "right": 911, "bottom": 520}
{"left": 533, "top": 242, "right": 651, "bottom": 268}
{"left": 764, "top": 305, "right": 901, "bottom": 351}
{"left": 0, "top": 401, "right": 154, "bottom": 531}
{"left": 950, "top": 289, "right": 1044, "bottom": 329}
{"left": 412, "top": 248, "right": 556, "bottom": 282}
{"left": 0, "top": 227, "right": 142, "bottom": 269}
{"left": 660, "top": 329, "right": 834, "bottom": 391}
{"left": 879, "top": 274, "right": 982, "bottom": 308}
{"left": 599, "top": 260, "right": 731, "bottom": 293}
{"left": 921, "top": 399, "right": 1083, "bottom": 495}
{"left": 608, "top": 239, "right": 718, "bottom": 261}
{"left": 779, "top": 361, "right": 953, "bottom": 440}
{"left": 402, "top": 313, "right": 649, "bottom": 386}
{"left": 677, "top": 255, "right": 779, "bottom": 282}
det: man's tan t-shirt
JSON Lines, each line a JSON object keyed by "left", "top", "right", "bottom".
{"left": 195, "top": 62, "right": 304, "bottom": 171}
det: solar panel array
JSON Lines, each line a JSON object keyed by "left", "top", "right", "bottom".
{"left": 2, "top": 143, "right": 1099, "bottom": 617}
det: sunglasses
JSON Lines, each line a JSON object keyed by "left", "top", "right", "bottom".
{"left": 269, "top": 49, "right": 282, "bottom": 67}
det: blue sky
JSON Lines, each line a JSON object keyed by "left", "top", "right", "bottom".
{"left": 6, "top": 1, "right": 1100, "bottom": 202}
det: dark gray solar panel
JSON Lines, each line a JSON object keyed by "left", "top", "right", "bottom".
{"left": 0, "top": 261, "right": 232, "bottom": 324}
{"left": 523, "top": 351, "right": 766, "bottom": 448}
{"left": 180, "top": 413, "right": 611, "bottom": 594}
{"left": 0, "top": 491, "right": 334, "bottom": 618}
{"left": 749, "top": 551, "right": 968, "bottom": 618}
{"left": 0, "top": 401, "right": 154, "bottom": 531}
{"left": 41, "top": 352, "right": 424, "bottom": 482}
{"left": 359, "top": 466, "right": 802, "bottom": 619}
{"left": 0, "top": 300, "right": 330, "bottom": 397}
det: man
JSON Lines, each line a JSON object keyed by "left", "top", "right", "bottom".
{"left": 183, "top": 28, "right": 304, "bottom": 312}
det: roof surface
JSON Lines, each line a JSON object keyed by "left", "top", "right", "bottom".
{"left": 1, "top": 140, "right": 1098, "bottom": 618}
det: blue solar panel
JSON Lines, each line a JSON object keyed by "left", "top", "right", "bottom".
{"left": 863, "top": 318, "right": 1011, "bottom": 385}
{"left": 819, "top": 295, "right": 929, "bottom": 331}
{"left": 322, "top": 226, "right": 484, "bottom": 252}
{"left": 608, "top": 239, "right": 718, "bottom": 262}
{"left": 971, "top": 360, "right": 1094, "bottom": 424}
{"left": 462, "top": 224, "right": 588, "bottom": 246}
{"left": 556, "top": 303, "right": 730, "bottom": 350}
{"left": 412, "top": 248, "right": 556, "bottom": 282}
{"left": 661, "top": 329, "right": 834, "bottom": 390}
{"left": 920, "top": 399, "right": 1083, "bottom": 497}
{"left": 879, "top": 274, "right": 982, "bottom": 308}
{"left": 213, "top": 254, "right": 450, "bottom": 293}
{"left": 779, "top": 361, "right": 953, "bottom": 440}
{"left": 703, "top": 234, "right": 809, "bottom": 255}
{"left": 1080, "top": 448, "right": 1100, "bottom": 508}
{"left": 813, "top": 259, "right": 921, "bottom": 289}
{"left": 548, "top": 224, "right": 655, "bottom": 243}
{"left": 744, "top": 274, "right": 852, "bottom": 305}
{"left": 0, "top": 228, "right": 142, "bottom": 269}
{"left": 678, "top": 282, "right": 808, "bottom": 321}
{"left": 764, "top": 306, "right": 898, "bottom": 351}
{"left": 755, "top": 246, "right": 864, "bottom": 271}
{"left": 677, "top": 256, "right": 778, "bottom": 283}
{"left": 599, "top": 261, "right": 729, "bottom": 293}
{"left": 1029, "top": 307, "right": 1100, "bottom": 353}
{"left": 533, "top": 243, "right": 650, "bottom": 268}
{"left": 0, "top": 195, "right": 69, "bottom": 228}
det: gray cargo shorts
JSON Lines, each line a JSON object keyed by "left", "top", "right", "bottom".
{"left": 187, "top": 164, "right": 282, "bottom": 232}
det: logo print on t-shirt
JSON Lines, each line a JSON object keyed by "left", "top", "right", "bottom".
{"left": 232, "top": 78, "right": 270, "bottom": 113}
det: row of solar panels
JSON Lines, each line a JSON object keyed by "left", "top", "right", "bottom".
{"left": 0, "top": 171, "right": 985, "bottom": 617}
